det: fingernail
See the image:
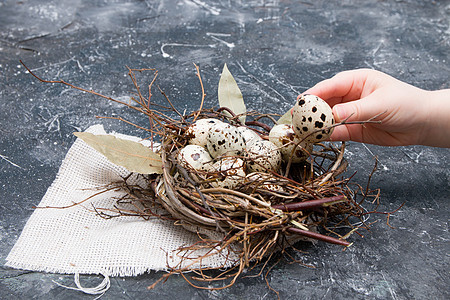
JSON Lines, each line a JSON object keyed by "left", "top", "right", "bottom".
{"left": 333, "top": 104, "right": 348, "bottom": 122}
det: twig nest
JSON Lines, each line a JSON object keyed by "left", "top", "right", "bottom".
{"left": 245, "top": 172, "right": 283, "bottom": 192}
{"left": 237, "top": 126, "right": 262, "bottom": 147}
{"left": 292, "top": 94, "right": 335, "bottom": 143}
{"left": 210, "top": 157, "right": 246, "bottom": 189}
{"left": 246, "top": 140, "right": 282, "bottom": 173}
{"left": 177, "top": 145, "right": 213, "bottom": 171}
{"left": 207, "top": 122, "right": 245, "bottom": 158}
{"left": 187, "top": 118, "right": 224, "bottom": 147}
{"left": 269, "top": 124, "right": 312, "bottom": 163}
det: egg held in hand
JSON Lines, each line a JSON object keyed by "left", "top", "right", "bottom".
{"left": 292, "top": 94, "right": 335, "bottom": 143}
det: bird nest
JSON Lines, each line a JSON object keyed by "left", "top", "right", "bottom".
{"left": 123, "top": 108, "right": 372, "bottom": 291}
{"left": 23, "top": 62, "right": 383, "bottom": 292}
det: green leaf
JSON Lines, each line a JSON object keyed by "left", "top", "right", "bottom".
{"left": 74, "top": 132, "right": 163, "bottom": 174}
{"left": 277, "top": 107, "right": 293, "bottom": 125}
{"left": 218, "top": 63, "right": 246, "bottom": 124}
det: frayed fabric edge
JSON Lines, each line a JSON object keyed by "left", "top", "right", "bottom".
{"left": 4, "top": 261, "right": 168, "bottom": 277}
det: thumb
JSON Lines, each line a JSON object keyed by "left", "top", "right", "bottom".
{"left": 329, "top": 96, "right": 385, "bottom": 142}
{"left": 332, "top": 95, "right": 382, "bottom": 123}
{"left": 329, "top": 102, "right": 364, "bottom": 142}
{"left": 332, "top": 102, "right": 360, "bottom": 123}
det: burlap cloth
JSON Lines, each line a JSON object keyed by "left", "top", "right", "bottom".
{"left": 5, "top": 125, "right": 237, "bottom": 276}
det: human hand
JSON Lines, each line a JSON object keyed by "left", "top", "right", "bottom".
{"left": 302, "top": 69, "right": 450, "bottom": 147}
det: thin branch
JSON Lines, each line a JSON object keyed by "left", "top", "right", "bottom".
{"left": 192, "top": 63, "right": 206, "bottom": 122}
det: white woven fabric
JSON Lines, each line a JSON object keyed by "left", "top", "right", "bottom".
{"left": 6, "top": 125, "right": 238, "bottom": 276}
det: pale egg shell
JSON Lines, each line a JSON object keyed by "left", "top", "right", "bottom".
{"left": 292, "top": 94, "right": 335, "bottom": 143}
{"left": 210, "top": 157, "right": 245, "bottom": 189}
{"left": 246, "top": 140, "right": 282, "bottom": 173}
{"left": 245, "top": 172, "right": 283, "bottom": 192}
{"left": 206, "top": 123, "right": 245, "bottom": 158}
{"left": 177, "top": 145, "right": 213, "bottom": 171}
{"left": 269, "top": 124, "right": 312, "bottom": 163}
{"left": 186, "top": 118, "right": 224, "bottom": 147}
{"left": 237, "top": 126, "right": 262, "bottom": 147}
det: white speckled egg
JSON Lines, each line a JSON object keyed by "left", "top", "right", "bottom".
{"left": 246, "top": 140, "right": 282, "bottom": 173}
{"left": 245, "top": 172, "right": 283, "bottom": 192}
{"left": 237, "top": 126, "right": 262, "bottom": 147}
{"left": 177, "top": 145, "right": 213, "bottom": 171}
{"left": 210, "top": 157, "right": 245, "bottom": 189}
{"left": 186, "top": 118, "right": 224, "bottom": 147}
{"left": 292, "top": 94, "right": 335, "bottom": 143}
{"left": 206, "top": 123, "right": 245, "bottom": 158}
{"left": 269, "top": 124, "right": 312, "bottom": 163}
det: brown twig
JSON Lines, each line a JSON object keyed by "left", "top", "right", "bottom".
{"left": 286, "top": 227, "right": 351, "bottom": 247}
{"left": 192, "top": 63, "right": 206, "bottom": 122}
{"left": 272, "top": 195, "right": 345, "bottom": 212}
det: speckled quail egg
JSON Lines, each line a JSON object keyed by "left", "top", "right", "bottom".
{"left": 245, "top": 172, "right": 283, "bottom": 192}
{"left": 186, "top": 118, "right": 224, "bottom": 147}
{"left": 210, "top": 157, "right": 245, "bottom": 189}
{"left": 237, "top": 126, "right": 262, "bottom": 147}
{"left": 269, "top": 124, "right": 312, "bottom": 163}
{"left": 206, "top": 123, "right": 245, "bottom": 158}
{"left": 292, "top": 94, "right": 335, "bottom": 143}
{"left": 246, "top": 140, "right": 282, "bottom": 173}
{"left": 177, "top": 145, "right": 213, "bottom": 171}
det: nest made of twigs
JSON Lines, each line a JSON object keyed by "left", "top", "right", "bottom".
{"left": 138, "top": 107, "right": 365, "bottom": 264}
{"left": 22, "top": 62, "right": 380, "bottom": 292}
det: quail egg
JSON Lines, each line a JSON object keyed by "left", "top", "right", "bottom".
{"left": 186, "top": 118, "right": 224, "bottom": 147}
{"left": 245, "top": 172, "right": 283, "bottom": 192}
{"left": 206, "top": 122, "right": 245, "bottom": 158}
{"left": 210, "top": 157, "right": 245, "bottom": 189}
{"left": 237, "top": 126, "right": 262, "bottom": 147}
{"left": 292, "top": 94, "right": 335, "bottom": 143}
{"left": 269, "top": 124, "right": 312, "bottom": 163}
{"left": 246, "top": 140, "right": 282, "bottom": 173}
{"left": 177, "top": 145, "right": 213, "bottom": 171}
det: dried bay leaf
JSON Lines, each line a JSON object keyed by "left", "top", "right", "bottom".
{"left": 74, "top": 132, "right": 163, "bottom": 174}
{"left": 277, "top": 107, "right": 293, "bottom": 125}
{"left": 218, "top": 63, "right": 246, "bottom": 124}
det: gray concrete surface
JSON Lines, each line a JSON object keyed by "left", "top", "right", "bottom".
{"left": 1, "top": 0, "right": 449, "bottom": 299}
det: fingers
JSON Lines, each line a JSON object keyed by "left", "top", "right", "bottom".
{"left": 302, "top": 69, "right": 372, "bottom": 106}
{"left": 328, "top": 91, "right": 389, "bottom": 143}
{"left": 299, "top": 69, "right": 401, "bottom": 145}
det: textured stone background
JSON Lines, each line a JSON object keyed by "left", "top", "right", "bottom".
{"left": 1, "top": 1, "right": 449, "bottom": 299}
